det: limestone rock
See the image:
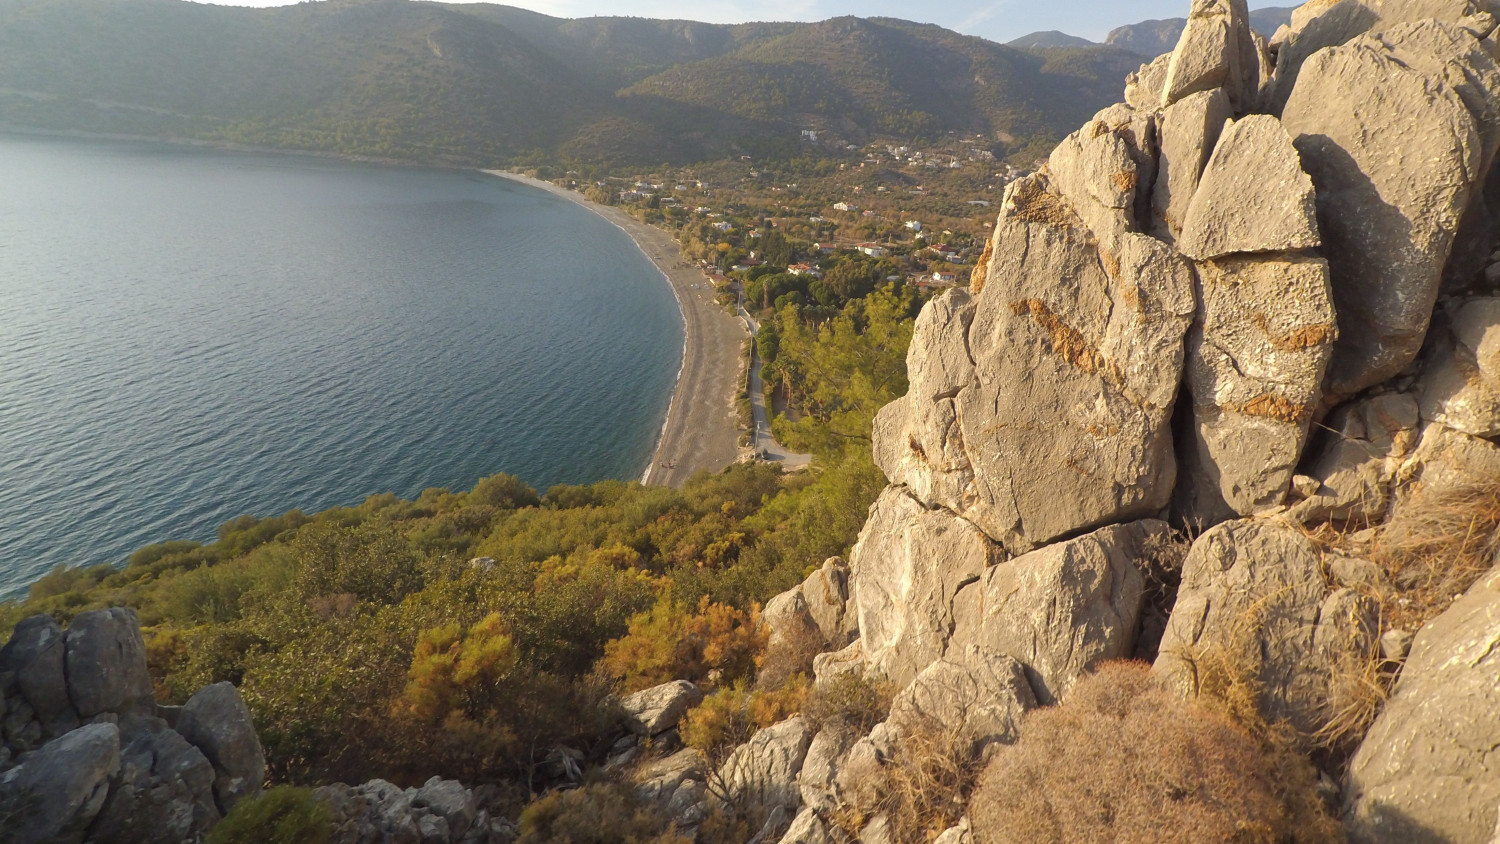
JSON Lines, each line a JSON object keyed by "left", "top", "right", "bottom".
{"left": 798, "top": 723, "right": 860, "bottom": 811}
{"left": 1155, "top": 520, "right": 1379, "bottom": 737}
{"left": 0, "top": 722, "right": 121, "bottom": 843}
{"left": 414, "top": 777, "right": 477, "bottom": 840}
{"left": 1346, "top": 565, "right": 1500, "bottom": 843}
{"left": 1044, "top": 118, "right": 1140, "bottom": 247}
{"left": 1125, "top": 53, "right": 1172, "bottom": 112}
{"left": 885, "top": 646, "right": 1036, "bottom": 753}
{"left": 1288, "top": 393, "right": 1421, "bottom": 524}
{"left": 812, "top": 640, "right": 867, "bottom": 689}
{"left": 634, "top": 747, "right": 707, "bottom": 809}
{"left": 847, "top": 487, "right": 998, "bottom": 689}
{"left": 933, "top": 817, "right": 973, "bottom": 844}
{"left": 1282, "top": 34, "right": 1484, "bottom": 398}
{"left": 1177, "top": 253, "right": 1337, "bottom": 524}
{"left": 0, "top": 615, "right": 75, "bottom": 737}
{"left": 878, "top": 177, "right": 1195, "bottom": 552}
{"left": 1092, "top": 102, "right": 1159, "bottom": 228}
{"left": 1151, "top": 87, "right": 1233, "bottom": 243}
{"left": 1177, "top": 115, "right": 1321, "bottom": 260}
{"left": 1421, "top": 298, "right": 1500, "bottom": 437}
{"left": 1403, "top": 421, "right": 1500, "bottom": 494}
{"left": 63, "top": 607, "right": 155, "bottom": 720}
{"left": 718, "top": 717, "right": 814, "bottom": 818}
{"left": 800, "top": 557, "right": 855, "bottom": 648}
{"left": 780, "top": 807, "right": 835, "bottom": 844}
{"left": 176, "top": 681, "right": 266, "bottom": 814}
{"left": 1162, "top": 0, "right": 1261, "bottom": 112}
{"left": 950, "top": 520, "right": 1163, "bottom": 704}
{"left": 619, "top": 680, "right": 703, "bottom": 737}
{"left": 89, "top": 721, "right": 220, "bottom": 844}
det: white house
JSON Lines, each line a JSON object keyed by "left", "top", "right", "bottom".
{"left": 857, "top": 243, "right": 887, "bottom": 258}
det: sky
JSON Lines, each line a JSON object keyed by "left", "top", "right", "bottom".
{"left": 198, "top": 0, "right": 1291, "bottom": 45}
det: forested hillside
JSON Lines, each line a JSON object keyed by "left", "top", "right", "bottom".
{"left": 0, "top": 0, "right": 1138, "bottom": 166}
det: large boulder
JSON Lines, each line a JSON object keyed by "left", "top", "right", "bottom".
{"left": 175, "top": 681, "right": 265, "bottom": 815}
{"left": 1176, "top": 114, "right": 1321, "bottom": 260}
{"left": 876, "top": 176, "right": 1196, "bottom": 553}
{"left": 63, "top": 607, "right": 155, "bottom": 720}
{"left": 619, "top": 680, "right": 703, "bottom": 737}
{"left": 1345, "top": 565, "right": 1500, "bottom": 843}
{"left": 717, "top": 717, "right": 815, "bottom": 820}
{"left": 1155, "top": 520, "right": 1379, "bottom": 737}
{"left": 1282, "top": 31, "right": 1485, "bottom": 398}
{"left": 1044, "top": 117, "right": 1141, "bottom": 247}
{"left": 0, "top": 722, "right": 121, "bottom": 843}
{"left": 1161, "top": 0, "right": 1261, "bottom": 113}
{"left": 1151, "top": 87, "right": 1233, "bottom": 243}
{"left": 0, "top": 615, "right": 75, "bottom": 738}
{"left": 1176, "top": 253, "right": 1337, "bottom": 524}
{"left": 949, "top": 520, "right": 1166, "bottom": 704}
{"left": 634, "top": 748, "right": 708, "bottom": 826}
{"left": 1420, "top": 298, "right": 1500, "bottom": 437}
{"left": 884, "top": 646, "right": 1036, "bottom": 754}
{"left": 847, "top": 487, "right": 999, "bottom": 689}
{"left": 88, "top": 721, "right": 221, "bottom": 844}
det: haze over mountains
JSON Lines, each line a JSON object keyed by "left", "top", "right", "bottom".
{"left": 0, "top": 0, "right": 1209, "bottom": 167}
{"left": 1013, "top": 6, "right": 1296, "bottom": 54}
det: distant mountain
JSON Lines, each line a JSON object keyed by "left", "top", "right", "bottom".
{"left": 1105, "top": 6, "right": 1296, "bottom": 57}
{"left": 0, "top": 0, "right": 1140, "bottom": 167}
{"left": 1007, "top": 31, "right": 1096, "bottom": 49}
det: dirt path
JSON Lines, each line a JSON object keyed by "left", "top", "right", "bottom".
{"left": 482, "top": 171, "right": 747, "bottom": 487}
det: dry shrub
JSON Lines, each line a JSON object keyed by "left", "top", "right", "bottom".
{"left": 835, "top": 724, "right": 982, "bottom": 844}
{"left": 1134, "top": 527, "right": 1191, "bottom": 661}
{"left": 970, "top": 662, "right": 1342, "bottom": 844}
{"left": 755, "top": 618, "right": 828, "bottom": 692}
{"left": 516, "top": 782, "right": 689, "bottom": 844}
{"left": 800, "top": 672, "right": 893, "bottom": 735}
{"left": 1373, "top": 480, "right": 1500, "bottom": 629}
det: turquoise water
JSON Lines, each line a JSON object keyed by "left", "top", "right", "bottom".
{"left": 0, "top": 134, "right": 683, "bottom": 598}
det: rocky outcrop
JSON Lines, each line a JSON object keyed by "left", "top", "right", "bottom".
{"left": 1162, "top": 0, "right": 1261, "bottom": 112}
{"left": 1420, "top": 297, "right": 1500, "bottom": 437}
{"left": 1151, "top": 88, "right": 1233, "bottom": 243}
{"left": 315, "top": 777, "right": 513, "bottom": 844}
{"left": 884, "top": 646, "right": 1036, "bottom": 753}
{"left": 1345, "top": 566, "right": 1500, "bottom": 843}
{"left": 619, "top": 680, "right": 704, "bottom": 738}
{"left": 176, "top": 682, "right": 266, "bottom": 815}
{"left": 1287, "top": 392, "right": 1421, "bottom": 524}
{"left": 0, "top": 722, "right": 120, "bottom": 844}
{"left": 1154, "top": 520, "right": 1379, "bottom": 737}
{"left": 716, "top": 717, "right": 814, "bottom": 820}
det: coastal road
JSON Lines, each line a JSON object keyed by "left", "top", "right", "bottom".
{"left": 739, "top": 304, "right": 813, "bottom": 470}
{"left": 484, "top": 172, "right": 747, "bottom": 488}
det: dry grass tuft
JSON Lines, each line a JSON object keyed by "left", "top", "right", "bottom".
{"left": 970, "top": 662, "right": 1343, "bottom": 844}
{"left": 1372, "top": 480, "right": 1500, "bottom": 629}
{"left": 832, "top": 724, "right": 982, "bottom": 844}
{"left": 1133, "top": 528, "right": 1191, "bottom": 661}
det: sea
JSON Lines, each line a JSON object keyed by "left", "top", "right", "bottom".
{"left": 0, "top": 133, "right": 684, "bottom": 598}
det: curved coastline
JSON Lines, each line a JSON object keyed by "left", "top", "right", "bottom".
{"left": 483, "top": 170, "right": 746, "bottom": 487}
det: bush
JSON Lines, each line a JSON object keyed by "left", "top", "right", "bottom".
{"left": 601, "top": 595, "right": 765, "bottom": 693}
{"left": 969, "top": 662, "right": 1341, "bottom": 844}
{"left": 517, "top": 783, "right": 689, "bottom": 844}
{"left": 1374, "top": 479, "right": 1500, "bottom": 629}
{"left": 205, "top": 786, "right": 332, "bottom": 844}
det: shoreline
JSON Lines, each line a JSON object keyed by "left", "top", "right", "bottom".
{"left": 483, "top": 171, "right": 747, "bottom": 487}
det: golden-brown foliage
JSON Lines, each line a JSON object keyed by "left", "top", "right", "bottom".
{"left": 680, "top": 675, "right": 810, "bottom": 764}
{"left": 970, "top": 662, "right": 1343, "bottom": 844}
{"left": 833, "top": 724, "right": 982, "bottom": 843}
{"left": 602, "top": 595, "right": 767, "bottom": 693}
{"left": 516, "top": 782, "right": 690, "bottom": 844}
{"left": 1373, "top": 480, "right": 1500, "bottom": 629}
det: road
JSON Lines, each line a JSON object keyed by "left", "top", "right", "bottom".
{"left": 738, "top": 298, "right": 813, "bottom": 471}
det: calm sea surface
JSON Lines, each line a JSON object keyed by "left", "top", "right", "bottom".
{"left": 0, "top": 134, "right": 683, "bottom": 598}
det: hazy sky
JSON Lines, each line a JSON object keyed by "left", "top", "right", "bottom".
{"left": 200, "top": 0, "right": 1290, "bottom": 45}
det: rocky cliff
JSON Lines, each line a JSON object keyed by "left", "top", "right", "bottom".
{"left": 625, "top": 1, "right": 1500, "bottom": 842}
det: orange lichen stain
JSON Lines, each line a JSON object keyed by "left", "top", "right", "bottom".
{"left": 1111, "top": 170, "right": 1138, "bottom": 193}
{"left": 1252, "top": 314, "right": 1334, "bottom": 352}
{"left": 1008, "top": 178, "right": 1077, "bottom": 228}
{"left": 971, "top": 238, "right": 994, "bottom": 294}
{"left": 909, "top": 435, "right": 928, "bottom": 463}
{"left": 1090, "top": 121, "right": 1110, "bottom": 138}
{"left": 1009, "top": 298, "right": 1122, "bottom": 384}
{"left": 1100, "top": 249, "right": 1122, "bottom": 280}
{"left": 1086, "top": 423, "right": 1122, "bottom": 438}
{"left": 1226, "top": 394, "right": 1312, "bottom": 424}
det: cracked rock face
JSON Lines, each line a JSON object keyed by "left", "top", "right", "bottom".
{"left": 875, "top": 176, "right": 1195, "bottom": 553}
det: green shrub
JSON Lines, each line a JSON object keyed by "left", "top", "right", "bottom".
{"left": 205, "top": 786, "right": 332, "bottom": 844}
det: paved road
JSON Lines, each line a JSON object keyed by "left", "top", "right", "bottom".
{"left": 739, "top": 301, "right": 813, "bottom": 470}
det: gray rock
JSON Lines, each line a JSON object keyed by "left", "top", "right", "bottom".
{"left": 0, "top": 722, "right": 121, "bottom": 844}
{"left": 846, "top": 488, "right": 997, "bottom": 689}
{"left": 1044, "top": 117, "right": 1140, "bottom": 247}
{"left": 176, "top": 681, "right": 265, "bottom": 814}
{"left": 1288, "top": 393, "right": 1421, "bottom": 524}
{"left": 885, "top": 645, "right": 1036, "bottom": 753}
{"left": 779, "top": 807, "right": 835, "bottom": 844}
{"left": 1403, "top": 421, "right": 1500, "bottom": 495}
{"left": 1379, "top": 629, "right": 1414, "bottom": 663}
{"left": 933, "top": 817, "right": 973, "bottom": 844}
{"left": 1346, "top": 565, "right": 1500, "bottom": 843}
{"left": 1421, "top": 298, "right": 1500, "bottom": 437}
{"left": 1177, "top": 114, "right": 1321, "bottom": 260}
{"left": 1151, "top": 87, "right": 1233, "bottom": 243}
{"left": 877, "top": 177, "right": 1195, "bottom": 553}
{"left": 1177, "top": 253, "right": 1337, "bottom": 524}
{"left": 414, "top": 777, "right": 476, "bottom": 839}
{"left": 950, "top": 520, "right": 1164, "bottom": 704}
{"left": 1125, "top": 53, "right": 1172, "bottom": 111}
{"left": 1282, "top": 33, "right": 1484, "bottom": 398}
{"left": 1092, "top": 102, "right": 1159, "bottom": 228}
{"left": 811, "top": 640, "right": 867, "bottom": 689}
{"left": 619, "top": 680, "right": 703, "bottom": 737}
{"left": 0, "top": 615, "right": 76, "bottom": 736}
{"left": 718, "top": 717, "right": 814, "bottom": 819}
{"left": 89, "top": 721, "right": 220, "bottom": 844}
{"left": 1155, "top": 520, "right": 1379, "bottom": 737}
{"left": 62, "top": 607, "right": 154, "bottom": 720}
{"left": 1162, "top": 0, "right": 1261, "bottom": 113}
{"left": 800, "top": 557, "right": 855, "bottom": 648}
{"left": 798, "top": 723, "right": 860, "bottom": 811}
{"left": 634, "top": 747, "right": 707, "bottom": 808}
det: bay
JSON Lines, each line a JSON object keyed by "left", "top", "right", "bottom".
{"left": 0, "top": 134, "right": 683, "bottom": 598}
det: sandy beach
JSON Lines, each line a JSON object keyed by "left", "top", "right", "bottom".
{"left": 483, "top": 171, "right": 747, "bottom": 487}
